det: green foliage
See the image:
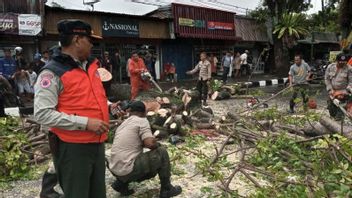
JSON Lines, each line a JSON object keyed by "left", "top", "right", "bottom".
{"left": 249, "top": 134, "right": 352, "bottom": 197}
{"left": 184, "top": 135, "right": 206, "bottom": 149}
{"left": 210, "top": 79, "right": 223, "bottom": 92}
{"left": 273, "top": 13, "right": 309, "bottom": 39}
{"left": 0, "top": 117, "right": 38, "bottom": 182}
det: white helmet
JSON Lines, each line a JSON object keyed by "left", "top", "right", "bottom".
{"left": 14, "top": 46, "right": 23, "bottom": 54}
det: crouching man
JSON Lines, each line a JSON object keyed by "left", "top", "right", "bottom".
{"left": 109, "top": 101, "right": 182, "bottom": 198}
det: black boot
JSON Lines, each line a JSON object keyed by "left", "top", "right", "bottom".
{"left": 39, "top": 171, "right": 63, "bottom": 198}
{"left": 111, "top": 179, "right": 134, "bottom": 196}
{"left": 159, "top": 185, "right": 182, "bottom": 198}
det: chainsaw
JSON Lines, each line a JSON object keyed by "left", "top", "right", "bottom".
{"left": 141, "top": 71, "right": 163, "bottom": 93}
{"left": 330, "top": 93, "right": 352, "bottom": 121}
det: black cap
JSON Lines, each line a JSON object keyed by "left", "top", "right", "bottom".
{"left": 336, "top": 53, "right": 349, "bottom": 62}
{"left": 57, "top": 19, "right": 102, "bottom": 39}
{"left": 129, "top": 101, "right": 146, "bottom": 113}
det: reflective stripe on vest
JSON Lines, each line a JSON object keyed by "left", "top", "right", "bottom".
{"left": 51, "top": 59, "right": 109, "bottom": 143}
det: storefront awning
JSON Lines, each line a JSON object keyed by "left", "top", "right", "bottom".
{"left": 298, "top": 32, "right": 339, "bottom": 44}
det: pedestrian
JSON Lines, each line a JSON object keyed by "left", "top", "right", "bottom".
{"left": 32, "top": 53, "right": 46, "bottom": 74}
{"left": 109, "top": 101, "right": 182, "bottom": 198}
{"left": 240, "top": 50, "right": 250, "bottom": 76}
{"left": 144, "top": 51, "right": 156, "bottom": 80}
{"left": 34, "top": 19, "right": 109, "bottom": 198}
{"left": 221, "top": 52, "right": 232, "bottom": 83}
{"left": 27, "top": 63, "right": 37, "bottom": 93}
{"left": 209, "top": 53, "right": 218, "bottom": 77}
{"left": 101, "top": 51, "right": 113, "bottom": 97}
{"left": 41, "top": 50, "right": 50, "bottom": 64}
{"left": 325, "top": 53, "right": 352, "bottom": 120}
{"left": 186, "top": 52, "right": 211, "bottom": 106}
{"left": 233, "top": 52, "right": 241, "bottom": 78}
{"left": 288, "top": 54, "right": 311, "bottom": 113}
{"left": 111, "top": 50, "right": 121, "bottom": 82}
{"left": 228, "top": 51, "right": 234, "bottom": 78}
{"left": 0, "top": 48, "right": 17, "bottom": 82}
{"left": 129, "top": 51, "right": 150, "bottom": 100}
{"left": 14, "top": 66, "right": 32, "bottom": 97}
{"left": 14, "top": 46, "right": 27, "bottom": 70}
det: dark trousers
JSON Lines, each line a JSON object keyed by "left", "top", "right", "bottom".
{"left": 241, "top": 64, "right": 250, "bottom": 76}
{"left": 115, "top": 147, "right": 171, "bottom": 189}
{"left": 51, "top": 138, "right": 106, "bottom": 198}
{"left": 222, "top": 67, "right": 230, "bottom": 83}
{"left": 103, "top": 81, "right": 111, "bottom": 97}
{"left": 290, "top": 85, "right": 309, "bottom": 111}
{"left": 0, "top": 94, "right": 5, "bottom": 117}
{"left": 327, "top": 98, "right": 347, "bottom": 120}
{"left": 196, "top": 79, "right": 208, "bottom": 103}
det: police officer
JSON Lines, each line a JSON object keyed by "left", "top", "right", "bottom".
{"left": 325, "top": 53, "right": 352, "bottom": 120}
{"left": 34, "top": 20, "right": 109, "bottom": 198}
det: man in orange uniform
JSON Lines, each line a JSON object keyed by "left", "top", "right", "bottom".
{"left": 129, "top": 51, "right": 150, "bottom": 99}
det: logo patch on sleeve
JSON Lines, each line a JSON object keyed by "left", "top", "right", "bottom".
{"left": 40, "top": 77, "right": 52, "bottom": 88}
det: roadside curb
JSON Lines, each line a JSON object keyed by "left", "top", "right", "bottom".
{"left": 243, "top": 78, "right": 289, "bottom": 88}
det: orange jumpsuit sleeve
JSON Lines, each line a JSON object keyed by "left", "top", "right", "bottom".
{"left": 129, "top": 60, "right": 140, "bottom": 75}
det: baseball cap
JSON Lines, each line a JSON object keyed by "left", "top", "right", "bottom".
{"left": 57, "top": 19, "right": 102, "bottom": 39}
{"left": 129, "top": 101, "right": 146, "bottom": 113}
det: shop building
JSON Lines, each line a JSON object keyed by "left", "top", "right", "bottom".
{"left": 41, "top": 5, "right": 171, "bottom": 82}
{"left": 0, "top": 0, "right": 44, "bottom": 61}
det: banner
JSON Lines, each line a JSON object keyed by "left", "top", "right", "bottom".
{"left": 208, "top": 21, "right": 234, "bottom": 30}
{"left": 18, "top": 14, "right": 42, "bottom": 36}
{"left": 0, "top": 13, "right": 18, "bottom": 35}
{"left": 102, "top": 18, "right": 139, "bottom": 37}
{"left": 179, "top": 18, "right": 194, "bottom": 27}
{"left": 179, "top": 18, "right": 205, "bottom": 28}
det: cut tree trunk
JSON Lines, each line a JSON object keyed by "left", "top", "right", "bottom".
{"left": 319, "top": 116, "right": 352, "bottom": 138}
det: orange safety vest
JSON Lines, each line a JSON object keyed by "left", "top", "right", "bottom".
{"left": 348, "top": 57, "right": 352, "bottom": 66}
{"left": 44, "top": 56, "right": 109, "bottom": 143}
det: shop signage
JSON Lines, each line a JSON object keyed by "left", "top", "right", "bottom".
{"left": 0, "top": 13, "right": 18, "bottom": 35}
{"left": 18, "top": 14, "right": 42, "bottom": 36}
{"left": 178, "top": 18, "right": 205, "bottom": 28}
{"left": 0, "top": 13, "right": 41, "bottom": 35}
{"left": 102, "top": 18, "right": 139, "bottom": 37}
{"left": 208, "top": 21, "right": 234, "bottom": 30}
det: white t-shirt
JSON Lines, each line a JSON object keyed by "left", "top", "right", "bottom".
{"left": 28, "top": 71, "right": 37, "bottom": 86}
{"left": 240, "top": 53, "right": 248, "bottom": 65}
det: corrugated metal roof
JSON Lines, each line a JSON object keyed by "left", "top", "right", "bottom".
{"left": 234, "top": 16, "right": 269, "bottom": 42}
{"left": 298, "top": 32, "right": 338, "bottom": 44}
{"left": 45, "top": 0, "right": 158, "bottom": 16}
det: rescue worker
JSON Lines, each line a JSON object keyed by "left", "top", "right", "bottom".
{"left": 129, "top": 51, "right": 150, "bottom": 100}
{"left": 186, "top": 52, "right": 211, "bottom": 106}
{"left": 34, "top": 19, "right": 109, "bottom": 198}
{"left": 109, "top": 101, "right": 182, "bottom": 198}
{"left": 288, "top": 54, "right": 311, "bottom": 113}
{"left": 325, "top": 53, "right": 352, "bottom": 120}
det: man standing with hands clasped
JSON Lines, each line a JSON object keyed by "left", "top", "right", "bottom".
{"left": 34, "top": 19, "right": 109, "bottom": 198}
